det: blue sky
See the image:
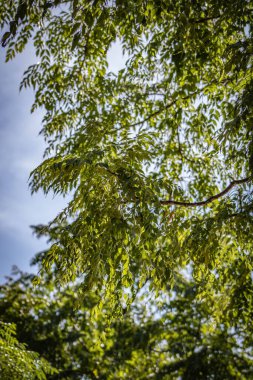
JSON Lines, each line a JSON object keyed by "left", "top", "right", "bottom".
{"left": 0, "top": 42, "right": 124, "bottom": 280}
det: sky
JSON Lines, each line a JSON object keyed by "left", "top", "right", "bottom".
{"left": 0, "top": 41, "right": 125, "bottom": 281}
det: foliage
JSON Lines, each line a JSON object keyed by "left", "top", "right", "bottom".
{"left": 0, "top": 269, "right": 252, "bottom": 379}
{"left": 0, "top": 0, "right": 253, "bottom": 317}
{"left": 0, "top": 320, "right": 55, "bottom": 379}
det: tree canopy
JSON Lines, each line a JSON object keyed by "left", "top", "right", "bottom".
{"left": 0, "top": 319, "right": 55, "bottom": 379}
{"left": 1, "top": 0, "right": 253, "bottom": 319}
{"left": 0, "top": 269, "right": 252, "bottom": 379}
{"left": 1, "top": 1, "right": 253, "bottom": 378}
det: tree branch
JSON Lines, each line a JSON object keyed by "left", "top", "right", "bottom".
{"left": 189, "top": 15, "right": 221, "bottom": 24}
{"left": 160, "top": 177, "right": 251, "bottom": 207}
{"left": 127, "top": 82, "right": 219, "bottom": 129}
{"left": 176, "top": 124, "right": 195, "bottom": 164}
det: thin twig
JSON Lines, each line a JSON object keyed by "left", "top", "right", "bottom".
{"left": 176, "top": 124, "right": 196, "bottom": 164}
{"left": 127, "top": 82, "right": 214, "bottom": 129}
{"left": 189, "top": 15, "right": 221, "bottom": 24}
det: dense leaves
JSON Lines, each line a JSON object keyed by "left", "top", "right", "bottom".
{"left": 0, "top": 320, "right": 55, "bottom": 379}
{"left": 1, "top": 0, "right": 253, "bottom": 317}
{"left": 0, "top": 269, "right": 252, "bottom": 379}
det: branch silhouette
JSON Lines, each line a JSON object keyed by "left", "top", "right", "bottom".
{"left": 160, "top": 177, "right": 251, "bottom": 207}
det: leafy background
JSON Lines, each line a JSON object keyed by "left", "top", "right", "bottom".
{"left": 0, "top": 1, "right": 252, "bottom": 378}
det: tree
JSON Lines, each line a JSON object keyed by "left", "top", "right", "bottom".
{"left": 0, "top": 0, "right": 253, "bottom": 318}
{"left": 0, "top": 268, "right": 252, "bottom": 379}
{"left": 0, "top": 320, "right": 55, "bottom": 379}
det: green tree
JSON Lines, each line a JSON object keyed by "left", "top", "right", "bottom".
{"left": 0, "top": 269, "right": 252, "bottom": 379}
{"left": 0, "top": 320, "right": 55, "bottom": 379}
{"left": 0, "top": 0, "right": 253, "bottom": 318}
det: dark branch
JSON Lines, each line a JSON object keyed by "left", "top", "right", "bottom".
{"left": 127, "top": 82, "right": 220, "bottom": 129}
{"left": 189, "top": 15, "right": 221, "bottom": 24}
{"left": 160, "top": 177, "right": 251, "bottom": 207}
{"left": 129, "top": 98, "right": 178, "bottom": 128}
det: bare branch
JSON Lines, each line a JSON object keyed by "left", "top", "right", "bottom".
{"left": 160, "top": 177, "right": 251, "bottom": 207}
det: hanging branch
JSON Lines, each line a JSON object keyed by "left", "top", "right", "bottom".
{"left": 160, "top": 177, "right": 251, "bottom": 207}
{"left": 103, "top": 163, "right": 251, "bottom": 208}
{"left": 127, "top": 79, "right": 231, "bottom": 130}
